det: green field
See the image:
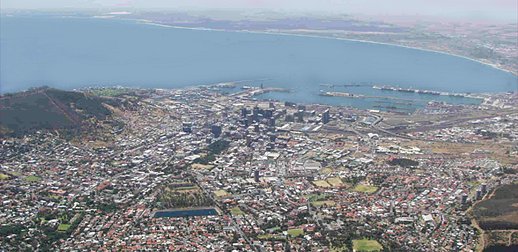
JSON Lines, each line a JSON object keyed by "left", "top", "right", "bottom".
{"left": 353, "top": 239, "right": 382, "bottom": 252}
{"left": 230, "top": 207, "right": 245, "bottom": 216}
{"left": 311, "top": 200, "right": 336, "bottom": 207}
{"left": 257, "top": 234, "right": 274, "bottom": 240}
{"left": 25, "top": 175, "right": 42, "bottom": 182}
{"left": 57, "top": 224, "right": 71, "bottom": 232}
{"left": 0, "top": 173, "right": 9, "bottom": 180}
{"left": 320, "top": 167, "right": 333, "bottom": 174}
{"left": 305, "top": 193, "right": 328, "bottom": 202}
{"left": 174, "top": 186, "right": 199, "bottom": 191}
{"left": 327, "top": 177, "right": 344, "bottom": 187}
{"left": 287, "top": 228, "right": 304, "bottom": 237}
{"left": 353, "top": 184, "right": 378, "bottom": 194}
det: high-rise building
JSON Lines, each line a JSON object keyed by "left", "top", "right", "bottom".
{"left": 242, "top": 118, "right": 249, "bottom": 127}
{"left": 241, "top": 107, "right": 248, "bottom": 118}
{"left": 322, "top": 109, "right": 330, "bottom": 124}
{"left": 211, "top": 124, "right": 222, "bottom": 138}
{"left": 461, "top": 194, "right": 468, "bottom": 204}
{"left": 246, "top": 135, "right": 253, "bottom": 147}
{"left": 252, "top": 106, "right": 261, "bottom": 121}
{"left": 182, "top": 122, "right": 193, "bottom": 133}
{"left": 296, "top": 110, "right": 304, "bottom": 123}
{"left": 254, "top": 170, "right": 260, "bottom": 183}
{"left": 264, "top": 109, "right": 274, "bottom": 118}
{"left": 284, "top": 101, "right": 296, "bottom": 107}
{"left": 254, "top": 124, "right": 260, "bottom": 133}
{"left": 268, "top": 117, "right": 276, "bottom": 127}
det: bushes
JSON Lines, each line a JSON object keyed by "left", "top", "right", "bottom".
{"left": 474, "top": 184, "right": 518, "bottom": 230}
{"left": 194, "top": 140, "right": 230, "bottom": 164}
{"left": 0, "top": 224, "right": 25, "bottom": 236}
{"left": 387, "top": 158, "right": 419, "bottom": 168}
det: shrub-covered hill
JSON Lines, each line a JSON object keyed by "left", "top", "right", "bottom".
{"left": 473, "top": 184, "right": 518, "bottom": 230}
{"left": 0, "top": 87, "right": 112, "bottom": 136}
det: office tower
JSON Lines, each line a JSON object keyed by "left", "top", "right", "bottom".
{"left": 182, "top": 122, "right": 192, "bottom": 133}
{"left": 268, "top": 117, "right": 276, "bottom": 127}
{"left": 211, "top": 124, "right": 222, "bottom": 138}
{"left": 461, "top": 194, "right": 468, "bottom": 204}
{"left": 296, "top": 110, "right": 304, "bottom": 123}
{"left": 254, "top": 170, "right": 260, "bottom": 182}
{"left": 322, "top": 109, "right": 330, "bottom": 124}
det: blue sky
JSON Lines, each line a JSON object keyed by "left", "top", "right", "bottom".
{"left": 2, "top": 0, "right": 517, "bottom": 22}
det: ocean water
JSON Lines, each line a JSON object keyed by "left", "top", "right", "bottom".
{"left": 1, "top": 16, "right": 516, "bottom": 110}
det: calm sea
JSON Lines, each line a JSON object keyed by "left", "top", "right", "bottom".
{"left": 1, "top": 16, "right": 516, "bottom": 110}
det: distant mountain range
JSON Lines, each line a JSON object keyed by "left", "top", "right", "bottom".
{"left": 0, "top": 87, "right": 113, "bottom": 136}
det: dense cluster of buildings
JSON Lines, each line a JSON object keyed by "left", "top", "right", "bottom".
{"left": 1, "top": 86, "right": 516, "bottom": 251}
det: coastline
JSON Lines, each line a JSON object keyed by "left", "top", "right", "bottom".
{"left": 1, "top": 15, "right": 516, "bottom": 96}
{"left": 134, "top": 19, "right": 517, "bottom": 77}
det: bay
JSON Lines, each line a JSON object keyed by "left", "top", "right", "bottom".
{"left": 1, "top": 16, "right": 516, "bottom": 110}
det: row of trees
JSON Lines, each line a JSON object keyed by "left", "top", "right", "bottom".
{"left": 158, "top": 190, "right": 212, "bottom": 209}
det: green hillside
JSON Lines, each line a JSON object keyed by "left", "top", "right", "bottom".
{"left": 0, "top": 87, "right": 112, "bottom": 136}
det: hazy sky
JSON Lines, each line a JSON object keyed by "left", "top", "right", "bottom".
{"left": 2, "top": 0, "right": 517, "bottom": 22}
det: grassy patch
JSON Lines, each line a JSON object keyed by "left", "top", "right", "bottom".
{"left": 0, "top": 173, "right": 9, "bottom": 180}
{"left": 313, "top": 180, "right": 331, "bottom": 188}
{"left": 287, "top": 228, "right": 304, "bottom": 237}
{"left": 25, "top": 175, "right": 42, "bottom": 182}
{"left": 230, "top": 207, "right": 244, "bottom": 216}
{"left": 311, "top": 200, "right": 336, "bottom": 207}
{"left": 467, "top": 181, "right": 481, "bottom": 187}
{"left": 257, "top": 234, "right": 274, "bottom": 239}
{"left": 173, "top": 186, "right": 199, "bottom": 191}
{"left": 327, "top": 177, "right": 344, "bottom": 187}
{"left": 50, "top": 195, "right": 61, "bottom": 200}
{"left": 305, "top": 194, "right": 328, "bottom": 202}
{"left": 352, "top": 184, "right": 378, "bottom": 194}
{"left": 267, "top": 226, "right": 281, "bottom": 232}
{"left": 214, "top": 189, "right": 230, "bottom": 197}
{"left": 57, "top": 224, "right": 71, "bottom": 232}
{"left": 320, "top": 167, "right": 333, "bottom": 174}
{"left": 352, "top": 239, "right": 382, "bottom": 252}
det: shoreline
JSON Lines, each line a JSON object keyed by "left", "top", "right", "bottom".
{"left": 1, "top": 15, "right": 516, "bottom": 95}
{"left": 3, "top": 14, "right": 517, "bottom": 76}
{"left": 134, "top": 19, "right": 517, "bottom": 77}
